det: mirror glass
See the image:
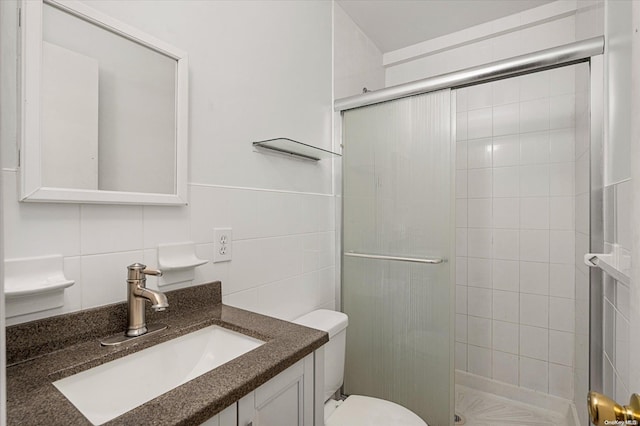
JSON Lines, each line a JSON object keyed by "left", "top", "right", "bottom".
{"left": 21, "top": 0, "right": 188, "bottom": 205}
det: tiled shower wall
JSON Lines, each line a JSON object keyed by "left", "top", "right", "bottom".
{"left": 455, "top": 65, "right": 581, "bottom": 400}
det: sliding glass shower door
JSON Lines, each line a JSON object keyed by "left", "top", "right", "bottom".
{"left": 342, "top": 90, "right": 454, "bottom": 426}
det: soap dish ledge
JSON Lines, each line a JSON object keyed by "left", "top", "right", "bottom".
{"left": 4, "top": 255, "right": 75, "bottom": 317}
{"left": 156, "top": 241, "right": 209, "bottom": 287}
{"left": 157, "top": 241, "right": 208, "bottom": 271}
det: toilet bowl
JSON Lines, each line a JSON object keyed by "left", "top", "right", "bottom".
{"left": 324, "top": 395, "right": 427, "bottom": 426}
{"left": 293, "top": 309, "right": 428, "bottom": 426}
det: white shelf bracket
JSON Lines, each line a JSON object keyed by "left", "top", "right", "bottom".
{"left": 584, "top": 244, "right": 630, "bottom": 286}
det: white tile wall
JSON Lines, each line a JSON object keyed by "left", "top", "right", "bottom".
{"left": 520, "top": 262, "right": 549, "bottom": 295}
{"left": 492, "top": 351, "right": 519, "bottom": 386}
{"left": 493, "top": 230, "right": 519, "bottom": 261}
{"left": 493, "top": 167, "right": 518, "bottom": 198}
{"left": 520, "top": 356, "right": 549, "bottom": 392}
{"left": 2, "top": 173, "right": 81, "bottom": 258}
{"left": 493, "top": 198, "right": 519, "bottom": 228}
{"left": 3, "top": 0, "right": 337, "bottom": 325}
{"left": 522, "top": 171, "right": 547, "bottom": 200}
{"left": 549, "top": 363, "right": 573, "bottom": 399}
{"left": 492, "top": 260, "right": 519, "bottom": 292}
{"left": 468, "top": 229, "right": 492, "bottom": 258}
{"left": 5, "top": 176, "right": 338, "bottom": 325}
{"left": 520, "top": 325, "right": 548, "bottom": 361}
{"left": 468, "top": 258, "right": 492, "bottom": 288}
{"left": 468, "top": 169, "right": 493, "bottom": 198}
{"left": 550, "top": 264, "right": 574, "bottom": 298}
{"left": 601, "top": 180, "right": 633, "bottom": 404}
{"left": 520, "top": 293, "right": 549, "bottom": 328}
{"left": 520, "top": 230, "right": 550, "bottom": 262}
{"left": 520, "top": 198, "right": 549, "bottom": 229}
{"left": 468, "top": 345, "right": 492, "bottom": 377}
{"left": 493, "top": 290, "right": 518, "bottom": 322}
{"left": 549, "top": 330, "right": 574, "bottom": 366}
{"left": 80, "top": 205, "right": 144, "bottom": 255}
{"left": 603, "top": 275, "right": 632, "bottom": 403}
{"left": 493, "top": 136, "right": 520, "bottom": 167}
{"left": 455, "top": 65, "right": 578, "bottom": 399}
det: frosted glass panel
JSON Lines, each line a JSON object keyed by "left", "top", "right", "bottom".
{"left": 342, "top": 90, "right": 453, "bottom": 426}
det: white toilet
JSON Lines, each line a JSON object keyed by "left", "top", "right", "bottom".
{"left": 294, "top": 309, "right": 428, "bottom": 426}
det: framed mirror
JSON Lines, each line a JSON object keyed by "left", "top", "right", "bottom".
{"left": 20, "top": 0, "right": 188, "bottom": 205}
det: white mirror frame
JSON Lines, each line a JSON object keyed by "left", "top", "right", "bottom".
{"left": 19, "top": 0, "right": 189, "bottom": 205}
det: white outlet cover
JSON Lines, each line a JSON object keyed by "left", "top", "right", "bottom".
{"left": 213, "top": 228, "right": 232, "bottom": 263}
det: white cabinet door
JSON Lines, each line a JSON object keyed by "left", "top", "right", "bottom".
{"left": 238, "top": 353, "right": 315, "bottom": 426}
{"left": 200, "top": 403, "right": 237, "bottom": 426}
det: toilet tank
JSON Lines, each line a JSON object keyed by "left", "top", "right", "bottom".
{"left": 293, "top": 309, "right": 348, "bottom": 401}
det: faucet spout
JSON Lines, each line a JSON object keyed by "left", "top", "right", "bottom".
{"left": 133, "top": 285, "right": 168, "bottom": 311}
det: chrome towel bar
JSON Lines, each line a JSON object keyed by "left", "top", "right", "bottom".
{"left": 344, "top": 251, "right": 444, "bottom": 264}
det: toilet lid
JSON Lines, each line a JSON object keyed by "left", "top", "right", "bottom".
{"left": 326, "top": 395, "right": 428, "bottom": 426}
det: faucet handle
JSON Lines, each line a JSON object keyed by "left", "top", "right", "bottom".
{"left": 127, "top": 263, "right": 163, "bottom": 280}
{"left": 142, "top": 268, "right": 163, "bottom": 277}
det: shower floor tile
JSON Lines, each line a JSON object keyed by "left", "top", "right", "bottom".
{"left": 455, "top": 385, "right": 567, "bottom": 426}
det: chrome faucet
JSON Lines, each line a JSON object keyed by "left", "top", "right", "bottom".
{"left": 126, "top": 263, "right": 168, "bottom": 337}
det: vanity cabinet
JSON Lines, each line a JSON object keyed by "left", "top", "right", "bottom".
{"left": 201, "top": 404, "right": 237, "bottom": 426}
{"left": 238, "top": 353, "right": 315, "bottom": 426}
{"left": 200, "top": 351, "right": 322, "bottom": 426}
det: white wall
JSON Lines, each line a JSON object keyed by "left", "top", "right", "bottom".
{"left": 601, "top": 0, "right": 637, "bottom": 411}
{"left": 574, "top": 1, "right": 638, "bottom": 420}
{"left": 1, "top": 1, "right": 12, "bottom": 423}
{"left": 2, "top": 0, "right": 336, "bottom": 325}
{"left": 604, "top": 0, "right": 632, "bottom": 186}
{"left": 384, "top": 2, "right": 578, "bottom": 88}
{"left": 333, "top": 3, "right": 384, "bottom": 100}
{"left": 629, "top": 0, "right": 640, "bottom": 402}
{"left": 598, "top": 0, "right": 633, "bottom": 405}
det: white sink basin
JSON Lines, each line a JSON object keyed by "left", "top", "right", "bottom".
{"left": 53, "top": 325, "right": 264, "bottom": 425}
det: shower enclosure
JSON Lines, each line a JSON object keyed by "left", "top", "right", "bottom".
{"left": 338, "top": 38, "right": 603, "bottom": 426}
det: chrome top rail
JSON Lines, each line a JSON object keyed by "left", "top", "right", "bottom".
{"left": 335, "top": 36, "right": 604, "bottom": 112}
{"left": 344, "top": 251, "right": 444, "bottom": 264}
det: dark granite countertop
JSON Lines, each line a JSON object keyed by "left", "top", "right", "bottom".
{"left": 6, "top": 282, "right": 329, "bottom": 425}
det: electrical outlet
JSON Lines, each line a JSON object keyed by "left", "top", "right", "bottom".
{"left": 213, "top": 228, "right": 232, "bottom": 263}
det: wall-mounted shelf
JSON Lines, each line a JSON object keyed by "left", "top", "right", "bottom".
{"left": 4, "top": 255, "right": 75, "bottom": 317}
{"left": 252, "top": 138, "right": 341, "bottom": 161}
{"left": 157, "top": 242, "right": 208, "bottom": 287}
{"left": 584, "top": 244, "right": 630, "bottom": 286}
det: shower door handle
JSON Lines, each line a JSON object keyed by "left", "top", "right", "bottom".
{"left": 344, "top": 251, "right": 444, "bottom": 264}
